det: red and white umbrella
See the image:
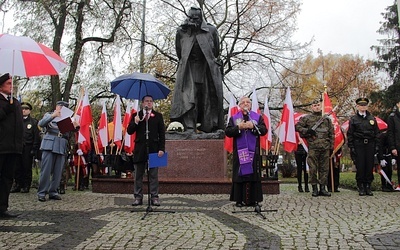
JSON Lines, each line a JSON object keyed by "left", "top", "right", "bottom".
{"left": 341, "top": 117, "right": 388, "bottom": 132}
{"left": 0, "top": 33, "right": 67, "bottom": 77}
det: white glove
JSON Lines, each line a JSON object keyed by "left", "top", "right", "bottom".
{"left": 76, "top": 149, "right": 83, "bottom": 156}
{"left": 392, "top": 159, "right": 397, "bottom": 165}
{"left": 380, "top": 159, "right": 387, "bottom": 167}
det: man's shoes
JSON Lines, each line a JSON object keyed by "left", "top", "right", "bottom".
{"left": 304, "top": 185, "right": 310, "bottom": 193}
{"left": 0, "top": 211, "right": 19, "bottom": 219}
{"left": 132, "top": 199, "right": 143, "bottom": 206}
{"left": 151, "top": 198, "right": 161, "bottom": 206}
{"left": 382, "top": 186, "right": 394, "bottom": 192}
{"left": 20, "top": 188, "right": 29, "bottom": 193}
{"left": 10, "top": 186, "right": 21, "bottom": 193}
{"left": 49, "top": 195, "right": 62, "bottom": 200}
{"left": 38, "top": 197, "right": 46, "bottom": 202}
{"left": 235, "top": 202, "right": 244, "bottom": 207}
{"left": 298, "top": 186, "right": 304, "bottom": 192}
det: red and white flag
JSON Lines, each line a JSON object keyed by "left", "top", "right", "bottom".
{"left": 224, "top": 93, "right": 239, "bottom": 153}
{"left": 262, "top": 95, "right": 272, "bottom": 150}
{"left": 251, "top": 87, "right": 269, "bottom": 150}
{"left": 113, "top": 96, "right": 123, "bottom": 148}
{"left": 323, "top": 92, "right": 345, "bottom": 153}
{"left": 77, "top": 89, "right": 92, "bottom": 154}
{"left": 123, "top": 100, "right": 139, "bottom": 154}
{"left": 276, "top": 87, "right": 297, "bottom": 152}
{"left": 97, "top": 101, "right": 108, "bottom": 152}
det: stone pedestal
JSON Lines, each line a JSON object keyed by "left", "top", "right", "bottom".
{"left": 92, "top": 138, "right": 280, "bottom": 194}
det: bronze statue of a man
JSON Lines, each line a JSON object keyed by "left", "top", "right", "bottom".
{"left": 170, "top": 7, "right": 224, "bottom": 133}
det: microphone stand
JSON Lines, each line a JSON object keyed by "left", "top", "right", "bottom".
{"left": 232, "top": 115, "right": 277, "bottom": 219}
{"left": 131, "top": 109, "right": 175, "bottom": 220}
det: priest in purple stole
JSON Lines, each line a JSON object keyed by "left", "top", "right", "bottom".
{"left": 225, "top": 97, "right": 267, "bottom": 207}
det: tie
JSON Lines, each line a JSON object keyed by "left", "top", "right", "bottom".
{"left": 7, "top": 95, "right": 10, "bottom": 101}
{"left": 145, "top": 111, "right": 149, "bottom": 121}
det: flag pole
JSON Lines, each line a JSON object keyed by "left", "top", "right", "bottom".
{"left": 76, "top": 154, "right": 81, "bottom": 191}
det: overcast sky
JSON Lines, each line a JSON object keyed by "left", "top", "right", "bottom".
{"left": 293, "top": 0, "right": 394, "bottom": 59}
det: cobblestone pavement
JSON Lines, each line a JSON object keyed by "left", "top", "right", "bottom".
{"left": 1, "top": 184, "right": 400, "bottom": 249}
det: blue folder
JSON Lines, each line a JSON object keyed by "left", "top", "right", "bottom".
{"left": 148, "top": 152, "right": 168, "bottom": 168}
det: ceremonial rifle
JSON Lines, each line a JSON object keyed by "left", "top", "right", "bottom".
{"left": 310, "top": 105, "right": 338, "bottom": 132}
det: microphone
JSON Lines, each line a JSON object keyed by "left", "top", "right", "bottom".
{"left": 144, "top": 105, "right": 149, "bottom": 111}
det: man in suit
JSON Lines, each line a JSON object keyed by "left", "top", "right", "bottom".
{"left": 37, "top": 101, "right": 76, "bottom": 202}
{"left": 0, "top": 73, "right": 23, "bottom": 218}
{"left": 127, "top": 95, "right": 166, "bottom": 206}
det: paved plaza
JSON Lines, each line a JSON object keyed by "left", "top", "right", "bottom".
{"left": 0, "top": 184, "right": 400, "bottom": 249}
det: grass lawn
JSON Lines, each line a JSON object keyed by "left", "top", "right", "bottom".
{"left": 279, "top": 170, "right": 398, "bottom": 191}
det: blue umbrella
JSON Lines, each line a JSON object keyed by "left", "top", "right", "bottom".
{"left": 110, "top": 72, "right": 170, "bottom": 100}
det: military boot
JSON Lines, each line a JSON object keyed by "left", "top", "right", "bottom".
{"left": 358, "top": 183, "right": 366, "bottom": 196}
{"left": 312, "top": 185, "right": 319, "bottom": 197}
{"left": 319, "top": 185, "right": 331, "bottom": 197}
{"left": 365, "top": 183, "right": 373, "bottom": 196}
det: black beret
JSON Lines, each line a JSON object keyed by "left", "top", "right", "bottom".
{"left": 56, "top": 101, "right": 69, "bottom": 108}
{"left": 356, "top": 97, "right": 369, "bottom": 105}
{"left": 21, "top": 102, "right": 32, "bottom": 110}
{"left": 0, "top": 73, "right": 11, "bottom": 86}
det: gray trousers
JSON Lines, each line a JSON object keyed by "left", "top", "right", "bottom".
{"left": 37, "top": 150, "right": 66, "bottom": 198}
{"left": 134, "top": 162, "right": 159, "bottom": 199}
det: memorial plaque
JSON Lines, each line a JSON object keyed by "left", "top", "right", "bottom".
{"left": 158, "top": 139, "right": 227, "bottom": 179}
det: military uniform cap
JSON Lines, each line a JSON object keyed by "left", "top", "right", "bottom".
{"left": 356, "top": 97, "right": 369, "bottom": 106}
{"left": 56, "top": 101, "right": 69, "bottom": 108}
{"left": 311, "top": 98, "right": 322, "bottom": 105}
{"left": 21, "top": 102, "right": 32, "bottom": 110}
{"left": 0, "top": 73, "right": 11, "bottom": 86}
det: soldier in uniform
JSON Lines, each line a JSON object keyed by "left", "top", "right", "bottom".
{"left": 347, "top": 97, "right": 380, "bottom": 196}
{"left": 295, "top": 99, "right": 334, "bottom": 197}
{"left": 387, "top": 98, "right": 400, "bottom": 191}
{"left": 11, "top": 102, "right": 41, "bottom": 193}
{"left": 37, "top": 101, "right": 78, "bottom": 202}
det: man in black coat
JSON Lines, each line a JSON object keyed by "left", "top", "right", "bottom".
{"left": 387, "top": 98, "right": 400, "bottom": 191}
{"left": 11, "top": 102, "right": 41, "bottom": 193}
{"left": 127, "top": 95, "right": 166, "bottom": 206}
{"left": 0, "top": 73, "right": 23, "bottom": 218}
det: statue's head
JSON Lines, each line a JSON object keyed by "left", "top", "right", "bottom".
{"left": 187, "top": 7, "right": 203, "bottom": 28}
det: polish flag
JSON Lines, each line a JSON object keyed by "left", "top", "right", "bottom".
{"left": 113, "top": 96, "right": 123, "bottom": 148}
{"left": 323, "top": 92, "right": 345, "bottom": 153}
{"left": 263, "top": 95, "right": 272, "bottom": 150}
{"left": 251, "top": 87, "right": 269, "bottom": 150}
{"left": 276, "top": 87, "right": 297, "bottom": 152}
{"left": 97, "top": 101, "right": 108, "bottom": 152}
{"left": 224, "top": 93, "right": 239, "bottom": 153}
{"left": 77, "top": 90, "right": 92, "bottom": 154}
{"left": 123, "top": 100, "right": 139, "bottom": 154}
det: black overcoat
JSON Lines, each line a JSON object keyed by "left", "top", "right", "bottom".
{"left": 127, "top": 110, "right": 166, "bottom": 163}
